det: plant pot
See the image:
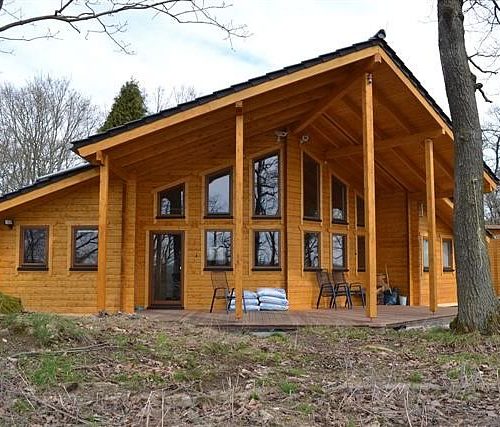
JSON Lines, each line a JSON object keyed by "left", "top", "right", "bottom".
{"left": 399, "top": 295, "right": 407, "bottom": 306}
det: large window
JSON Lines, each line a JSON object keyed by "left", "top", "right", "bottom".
{"left": 157, "top": 184, "right": 184, "bottom": 217}
{"left": 254, "top": 153, "right": 280, "bottom": 217}
{"left": 442, "top": 238, "right": 454, "bottom": 272}
{"left": 422, "top": 238, "right": 429, "bottom": 272}
{"left": 357, "top": 235, "right": 366, "bottom": 272}
{"left": 20, "top": 226, "right": 48, "bottom": 270}
{"left": 356, "top": 195, "right": 365, "bottom": 227}
{"left": 303, "top": 153, "right": 320, "bottom": 220}
{"left": 254, "top": 230, "right": 280, "bottom": 268}
{"left": 332, "top": 176, "right": 347, "bottom": 223}
{"left": 72, "top": 226, "right": 98, "bottom": 270}
{"left": 205, "top": 231, "right": 232, "bottom": 269}
{"left": 304, "top": 232, "right": 320, "bottom": 270}
{"left": 206, "top": 169, "right": 232, "bottom": 216}
{"left": 332, "top": 234, "right": 347, "bottom": 271}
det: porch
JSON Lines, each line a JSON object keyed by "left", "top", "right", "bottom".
{"left": 143, "top": 305, "right": 457, "bottom": 330}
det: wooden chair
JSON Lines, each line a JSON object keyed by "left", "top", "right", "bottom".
{"left": 338, "top": 271, "right": 366, "bottom": 308}
{"left": 377, "top": 272, "right": 391, "bottom": 305}
{"left": 210, "top": 271, "right": 235, "bottom": 313}
{"left": 315, "top": 270, "right": 336, "bottom": 309}
{"left": 331, "top": 271, "right": 354, "bottom": 309}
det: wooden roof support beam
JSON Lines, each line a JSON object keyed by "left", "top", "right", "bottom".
{"left": 425, "top": 139, "right": 438, "bottom": 313}
{"left": 292, "top": 58, "right": 381, "bottom": 134}
{"left": 121, "top": 177, "right": 137, "bottom": 313}
{"left": 97, "top": 151, "right": 109, "bottom": 312}
{"left": 374, "top": 160, "right": 411, "bottom": 192}
{"left": 362, "top": 72, "right": 377, "bottom": 319}
{"left": 326, "top": 129, "right": 445, "bottom": 159}
{"left": 322, "top": 114, "right": 360, "bottom": 146}
{"left": 234, "top": 101, "right": 244, "bottom": 320}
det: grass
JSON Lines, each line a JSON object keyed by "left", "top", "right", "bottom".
{"left": 24, "top": 354, "right": 81, "bottom": 389}
{"left": 408, "top": 371, "right": 423, "bottom": 384}
{"left": 279, "top": 381, "right": 299, "bottom": 395}
{"left": 296, "top": 403, "right": 313, "bottom": 415}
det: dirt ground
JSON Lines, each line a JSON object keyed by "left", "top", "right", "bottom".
{"left": 0, "top": 313, "right": 499, "bottom": 426}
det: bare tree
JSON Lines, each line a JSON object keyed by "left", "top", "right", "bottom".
{"left": 149, "top": 84, "right": 199, "bottom": 113}
{"left": 0, "top": 76, "right": 100, "bottom": 195}
{"left": 483, "top": 105, "right": 500, "bottom": 222}
{"left": 0, "top": 1, "right": 247, "bottom": 54}
{"left": 438, "top": 0, "right": 500, "bottom": 333}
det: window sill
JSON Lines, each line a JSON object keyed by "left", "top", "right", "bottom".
{"left": 304, "top": 268, "right": 322, "bottom": 272}
{"left": 18, "top": 266, "right": 49, "bottom": 272}
{"left": 303, "top": 217, "right": 322, "bottom": 222}
{"left": 252, "top": 216, "right": 282, "bottom": 220}
{"left": 333, "top": 268, "right": 349, "bottom": 272}
{"left": 70, "top": 267, "right": 98, "bottom": 272}
{"left": 156, "top": 215, "right": 185, "bottom": 220}
{"left": 204, "top": 267, "right": 233, "bottom": 271}
{"left": 252, "top": 267, "right": 282, "bottom": 272}
{"left": 357, "top": 269, "right": 366, "bottom": 273}
{"left": 423, "top": 268, "right": 429, "bottom": 273}
{"left": 443, "top": 268, "right": 455, "bottom": 273}
{"left": 203, "top": 215, "right": 233, "bottom": 219}
{"left": 332, "top": 220, "right": 348, "bottom": 225}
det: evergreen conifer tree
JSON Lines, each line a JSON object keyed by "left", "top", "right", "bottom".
{"left": 100, "top": 79, "right": 147, "bottom": 132}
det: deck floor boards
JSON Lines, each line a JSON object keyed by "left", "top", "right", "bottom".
{"left": 143, "top": 306, "right": 457, "bottom": 330}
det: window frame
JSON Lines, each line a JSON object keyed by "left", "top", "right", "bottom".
{"left": 302, "top": 152, "right": 321, "bottom": 221}
{"left": 356, "top": 195, "right": 365, "bottom": 227}
{"left": 156, "top": 183, "right": 185, "bottom": 219}
{"left": 303, "top": 231, "right": 321, "bottom": 271}
{"left": 253, "top": 229, "right": 281, "bottom": 270}
{"left": 252, "top": 151, "right": 281, "bottom": 218}
{"left": 332, "top": 233, "right": 348, "bottom": 272}
{"left": 357, "top": 234, "right": 366, "bottom": 272}
{"left": 204, "top": 229, "right": 233, "bottom": 271}
{"left": 331, "top": 175, "right": 348, "bottom": 224}
{"left": 19, "top": 225, "right": 49, "bottom": 271}
{"left": 71, "top": 226, "right": 99, "bottom": 271}
{"left": 422, "top": 237, "right": 429, "bottom": 272}
{"left": 442, "top": 237, "right": 454, "bottom": 272}
{"left": 205, "top": 168, "right": 233, "bottom": 218}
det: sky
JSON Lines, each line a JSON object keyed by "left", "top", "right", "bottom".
{"left": 0, "top": 0, "right": 496, "bottom": 118}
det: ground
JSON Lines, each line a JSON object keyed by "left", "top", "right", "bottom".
{"left": 0, "top": 313, "right": 499, "bottom": 426}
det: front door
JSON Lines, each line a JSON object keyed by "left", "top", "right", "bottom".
{"left": 150, "top": 232, "right": 183, "bottom": 308}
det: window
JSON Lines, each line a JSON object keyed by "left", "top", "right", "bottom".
{"left": 20, "top": 226, "right": 48, "bottom": 270}
{"left": 422, "top": 238, "right": 429, "bottom": 272}
{"left": 303, "top": 153, "right": 320, "bottom": 219}
{"left": 254, "top": 153, "right": 280, "bottom": 217}
{"left": 254, "top": 231, "right": 280, "bottom": 268}
{"left": 304, "top": 232, "right": 321, "bottom": 270}
{"left": 205, "top": 231, "right": 232, "bottom": 269}
{"left": 157, "top": 184, "right": 184, "bottom": 217}
{"left": 206, "top": 169, "right": 232, "bottom": 216}
{"left": 356, "top": 195, "right": 365, "bottom": 227}
{"left": 332, "top": 176, "right": 347, "bottom": 223}
{"left": 332, "top": 234, "right": 347, "bottom": 271}
{"left": 442, "top": 238, "right": 454, "bottom": 271}
{"left": 72, "top": 226, "right": 98, "bottom": 270}
{"left": 332, "top": 234, "right": 347, "bottom": 270}
{"left": 357, "top": 235, "right": 366, "bottom": 272}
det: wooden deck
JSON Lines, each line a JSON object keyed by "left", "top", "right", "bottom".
{"left": 143, "top": 305, "right": 458, "bottom": 330}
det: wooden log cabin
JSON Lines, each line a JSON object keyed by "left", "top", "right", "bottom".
{"left": 0, "top": 35, "right": 498, "bottom": 317}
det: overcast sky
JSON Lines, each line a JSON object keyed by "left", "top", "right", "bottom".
{"left": 0, "top": 0, "right": 496, "bottom": 119}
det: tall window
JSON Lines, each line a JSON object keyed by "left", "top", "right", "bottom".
{"left": 72, "top": 226, "right": 98, "bottom": 270}
{"left": 304, "top": 232, "right": 320, "bottom": 270}
{"left": 442, "top": 238, "right": 454, "bottom": 271}
{"left": 422, "top": 238, "right": 429, "bottom": 272}
{"left": 356, "top": 195, "right": 365, "bottom": 227}
{"left": 357, "top": 235, "right": 366, "bottom": 272}
{"left": 303, "top": 153, "right": 320, "bottom": 219}
{"left": 254, "top": 153, "right": 280, "bottom": 217}
{"left": 205, "top": 231, "right": 232, "bottom": 269}
{"left": 332, "top": 176, "right": 347, "bottom": 223}
{"left": 206, "top": 169, "right": 232, "bottom": 216}
{"left": 332, "top": 234, "right": 347, "bottom": 271}
{"left": 158, "top": 184, "right": 184, "bottom": 217}
{"left": 20, "top": 226, "right": 48, "bottom": 270}
{"left": 254, "top": 231, "right": 280, "bottom": 268}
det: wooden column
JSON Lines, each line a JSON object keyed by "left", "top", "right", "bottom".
{"left": 362, "top": 72, "right": 377, "bottom": 319}
{"left": 97, "top": 151, "right": 109, "bottom": 312}
{"left": 234, "top": 101, "right": 244, "bottom": 319}
{"left": 121, "top": 177, "right": 136, "bottom": 313}
{"left": 425, "top": 138, "right": 438, "bottom": 312}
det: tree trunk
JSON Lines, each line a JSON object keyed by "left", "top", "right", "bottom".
{"left": 438, "top": 0, "right": 500, "bottom": 333}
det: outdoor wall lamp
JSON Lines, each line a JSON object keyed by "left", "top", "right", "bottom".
{"left": 3, "top": 219, "right": 14, "bottom": 229}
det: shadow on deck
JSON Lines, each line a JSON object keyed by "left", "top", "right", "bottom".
{"left": 143, "top": 305, "right": 457, "bottom": 330}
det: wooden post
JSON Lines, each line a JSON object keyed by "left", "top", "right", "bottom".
{"left": 362, "top": 72, "right": 377, "bottom": 319}
{"left": 97, "top": 151, "right": 109, "bottom": 312}
{"left": 425, "top": 138, "right": 438, "bottom": 313}
{"left": 121, "top": 177, "right": 136, "bottom": 313}
{"left": 234, "top": 101, "right": 244, "bottom": 319}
